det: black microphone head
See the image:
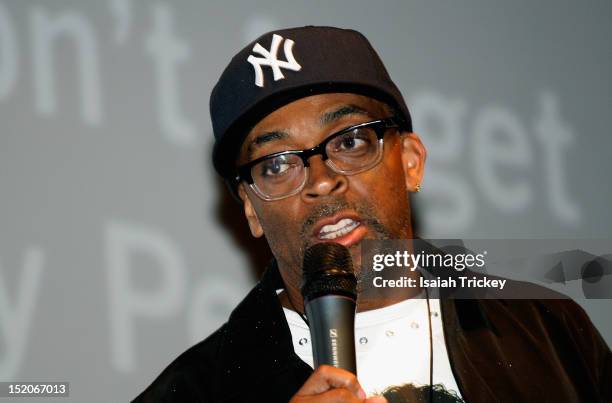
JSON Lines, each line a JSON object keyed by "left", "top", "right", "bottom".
{"left": 301, "top": 243, "right": 357, "bottom": 302}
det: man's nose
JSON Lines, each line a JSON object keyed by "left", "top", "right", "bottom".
{"left": 301, "top": 156, "right": 348, "bottom": 201}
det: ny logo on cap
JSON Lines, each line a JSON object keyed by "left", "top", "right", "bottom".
{"left": 247, "top": 34, "right": 302, "bottom": 88}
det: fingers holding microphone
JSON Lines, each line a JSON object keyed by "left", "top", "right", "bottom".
{"left": 290, "top": 365, "right": 387, "bottom": 403}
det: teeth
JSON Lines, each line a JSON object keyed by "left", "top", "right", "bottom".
{"left": 319, "top": 218, "right": 360, "bottom": 240}
{"left": 321, "top": 218, "right": 354, "bottom": 233}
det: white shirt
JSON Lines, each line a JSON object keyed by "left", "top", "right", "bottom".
{"left": 282, "top": 297, "right": 462, "bottom": 399}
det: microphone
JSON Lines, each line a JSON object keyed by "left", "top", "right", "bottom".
{"left": 301, "top": 243, "right": 357, "bottom": 373}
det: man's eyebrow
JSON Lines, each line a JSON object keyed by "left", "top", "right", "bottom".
{"left": 320, "top": 105, "right": 372, "bottom": 126}
{"left": 246, "top": 130, "right": 289, "bottom": 161}
{"left": 244, "top": 105, "right": 371, "bottom": 161}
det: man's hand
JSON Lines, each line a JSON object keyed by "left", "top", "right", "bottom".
{"left": 290, "top": 365, "right": 387, "bottom": 403}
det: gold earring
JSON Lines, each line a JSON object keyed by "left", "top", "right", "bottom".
{"left": 415, "top": 183, "right": 421, "bottom": 193}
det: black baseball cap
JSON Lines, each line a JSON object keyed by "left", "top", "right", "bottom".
{"left": 210, "top": 26, "right": 412, "bottom": 180}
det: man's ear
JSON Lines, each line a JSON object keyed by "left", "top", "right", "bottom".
{"left": 238, "top": 184, "right": 264, "bottom": 238}
{"left": 400, "top": 132, "right": 427, "bottom": 192}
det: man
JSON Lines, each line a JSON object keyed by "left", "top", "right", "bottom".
{"left": 134, "top": 26, "right": 611, "bottom": 402}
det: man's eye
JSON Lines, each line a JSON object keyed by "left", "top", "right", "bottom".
{"left": 332, "top": 129, "right": 372, "bottom": 152}
{"left": 260, "top": 157, "right": 293, "bottom": 177}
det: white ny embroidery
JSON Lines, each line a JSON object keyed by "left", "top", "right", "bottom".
{"left": 247, "top": 34, "right": 302, "bottom": 87}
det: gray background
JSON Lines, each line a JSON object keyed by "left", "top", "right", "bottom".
{"left": 0, "top": 0, "right": 610, "bottom": 401}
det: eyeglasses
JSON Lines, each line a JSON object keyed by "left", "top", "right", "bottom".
{"left": 235, "top": 117, "right": 400, "bottom": 201}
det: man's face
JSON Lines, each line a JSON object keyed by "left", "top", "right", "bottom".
{"left": 237, "top": 93, "right": 425, "bottom": 298}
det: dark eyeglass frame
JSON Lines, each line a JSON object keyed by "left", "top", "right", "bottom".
{"left": 235, "top": 117, "right": 401, "bottom": 187}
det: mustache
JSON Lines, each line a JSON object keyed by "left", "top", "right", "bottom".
{"left": 299, "top": 199, "right": 391, "bottom": 241}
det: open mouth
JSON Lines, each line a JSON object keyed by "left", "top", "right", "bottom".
{"left": 311, "top": 213, "right": 367, "bottom": 248}
{"left": 318, "top": 218, "right": 361, "bottom": 240}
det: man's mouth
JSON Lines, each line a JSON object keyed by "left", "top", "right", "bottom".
{"left": 318, "top": 218, "right": 361, "bottom": 240}
{"left": 312, "top": 213, "right": 367, "bottom": 247}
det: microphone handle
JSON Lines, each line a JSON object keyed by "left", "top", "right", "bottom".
{"left": 305, "top": 294, "right": 356, "bottom": 373}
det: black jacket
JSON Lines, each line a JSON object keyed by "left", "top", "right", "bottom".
{"left": 134, "top": 262, "right": 611, "bottom": 402}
